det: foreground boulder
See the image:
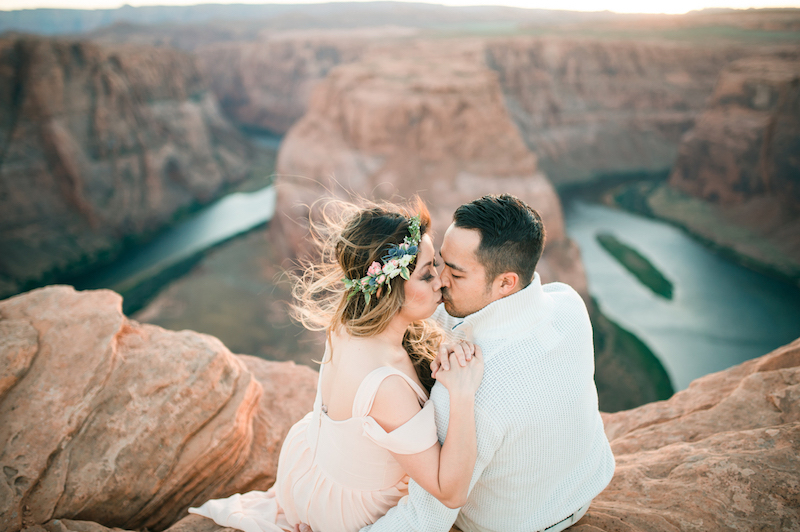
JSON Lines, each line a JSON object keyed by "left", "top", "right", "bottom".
{"left": 0, "top": 286, "right": 317, "bottom": 532}
{"left": 578, "top": 336, "right": 800, "bottom": 530}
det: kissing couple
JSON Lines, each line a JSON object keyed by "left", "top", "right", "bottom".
{"left": 190, "top": 194, "right": 615, "bottom": 532}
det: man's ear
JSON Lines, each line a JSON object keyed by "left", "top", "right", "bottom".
{"left": 495, "top": 272, "right": 520, "bottom": 297}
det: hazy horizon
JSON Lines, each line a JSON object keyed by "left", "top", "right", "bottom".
{"left": 3, "top": 0, "right": 800, "bottom": 16}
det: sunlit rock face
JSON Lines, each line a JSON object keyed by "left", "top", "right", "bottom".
{"left": 0, "top": 37, "right": 255, "bottom": 299}
{"left": 0, "top": 286, "right": 317, "bottom": 532}
{"left": 274, "top": 39, "right": 587, "bottom": 296}
{"left": 485, "top": 37, "right": 746, "bottom": 184}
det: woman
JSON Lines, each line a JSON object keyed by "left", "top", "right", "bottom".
{"left": 190, "top": 198, "right": 483, "bottom": 532}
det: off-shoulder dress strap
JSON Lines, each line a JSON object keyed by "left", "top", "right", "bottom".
{"left": 351, "top": 366, "right": 428, "bottom": 418}
{"left": 353, "top": 366, "right": 438, "bottom": 455}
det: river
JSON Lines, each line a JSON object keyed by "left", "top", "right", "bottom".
{"left": 79, "top": 133, "right": 280, "bottom": 295}
{"left": 78, "top": 155, "right": 800, "bottom": 391}
{"left": 564, "top": 199, "right": 800, "bottom": 390}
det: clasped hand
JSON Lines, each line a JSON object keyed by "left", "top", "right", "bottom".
{"left": 431, "top": 339, "right": 483, "bottom": 395}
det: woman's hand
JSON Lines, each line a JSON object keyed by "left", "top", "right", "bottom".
{"left": 431, "top": 339, "right": 476, "bottom": 379}
{"left": 434, "top": 343, "right": 483, "bottom": 398}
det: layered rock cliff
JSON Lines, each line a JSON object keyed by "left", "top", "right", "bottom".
{"left": 485, "top": 37, "right": 746, "bottom": 185}
{"left": 4, "top": 286, "right": 798, "bottom": 532}
{"left": 195, "top": 30, "right": 381, "bottom": 134}
{"left": 0, "top": 37, "right": 255, "bottom": 299}
{"left": 632, "top": 53, "right": 800, "bottom": 284}
{"left": 670, "top": 54, "right": 800, "bottom": 208}
{"left": 274, "top": 39, "right": 587, "bottom": 295}
{"left": 0, "top": 286, "right": 317, "bottom": 532}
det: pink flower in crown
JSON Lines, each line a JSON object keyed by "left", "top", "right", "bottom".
{"left": 361, "top": 278, "right": 369, "bottom": 286}
{"left": 367, "top": 261, "right": 382, "bottom": 276}
{"left": 377, "top": 274, "right": 386, "bottom": 284}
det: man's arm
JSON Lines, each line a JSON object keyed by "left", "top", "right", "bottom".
{"left": 361, "top": 400, "right": 503, "bottom": 532}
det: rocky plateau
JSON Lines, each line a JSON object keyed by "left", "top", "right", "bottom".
{"left": 1, "top": 286, "right": 797, "bottom": 532}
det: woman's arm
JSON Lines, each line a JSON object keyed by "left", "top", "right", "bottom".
{"left": 369, "top": 345, "right": 483, "bottom": 509}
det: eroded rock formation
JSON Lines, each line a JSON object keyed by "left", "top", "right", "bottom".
{"left": 485, "top": 37, "right": 746, "bottom": 184}
{"left": 274, "top": 40, "right": 587, "bottom": 295}
{"left": 0, "top": 37, "right": 255, "bottom": 299}
{"left": 5, "top": 287, "right": 798, "bottom": 531}
{"left": 0, "top": 286, "right": 317, "bottom": 532}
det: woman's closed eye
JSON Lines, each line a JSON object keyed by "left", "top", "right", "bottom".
{"left": 422, "top": 262, "right": 439, "bottom": 282}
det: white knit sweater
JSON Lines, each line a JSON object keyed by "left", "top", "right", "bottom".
{"left": 362, "top": 273, "right": 615, "bottom": 532}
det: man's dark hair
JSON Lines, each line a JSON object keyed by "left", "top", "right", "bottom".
{"left": 453, "top": 194, "right": 545, "bottom": 287}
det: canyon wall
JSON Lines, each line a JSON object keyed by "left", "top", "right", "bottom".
{"left": 670, "top": 53, "right": 800, "bottom": 208}
{"left": 3, "top": 286, "right": 798, "bottom": 532}
{"left": 636, "top": 52, "right": 800, "bottom": 284}
{"left": 0, "top": 37, "right": 255, "bottom": 299}
{"left": 195, "top": 30, "right": 391, "bottom": 134}
{"left": 274, "top": 39, "right": 587, "bottom": 295}
{"left": 485, "top": 38, "right": 746, "bottom": 185}
{"left": 189, "top": 33, "right": 747, "bottom": 187}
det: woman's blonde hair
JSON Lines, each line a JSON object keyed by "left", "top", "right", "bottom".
{"left": 291, "top": 196, "right": 443, "bottom": 392}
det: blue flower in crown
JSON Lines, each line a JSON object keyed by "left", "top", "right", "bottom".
{"left": 342, "top": 214, "right": 422, "bottom": 304}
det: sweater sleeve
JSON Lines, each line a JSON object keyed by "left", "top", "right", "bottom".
{"left": 360, "top": 402, "right": 504, "bottom": 532}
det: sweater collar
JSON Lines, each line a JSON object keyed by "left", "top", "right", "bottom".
{"left": 449, "top": 273, "right": 553, "bottom": 343}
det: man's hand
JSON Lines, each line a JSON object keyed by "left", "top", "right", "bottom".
{"left": 431, "top": 339, "right": 476, "bottom": 379}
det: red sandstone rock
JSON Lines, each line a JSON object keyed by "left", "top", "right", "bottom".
{"left": 274, "top": 40, "right": 587, "bottom": 296}
{"left": 0, "top": 37, "right": 255, "bottom": 298}
{"left": 577, "top": 337, "right": 800, "bottom": 531}
{"left": 17, "top": 334, "right": 800, "bottom": 532}
{"left": 0, "top": 286, "right": 317, "bottom": 532}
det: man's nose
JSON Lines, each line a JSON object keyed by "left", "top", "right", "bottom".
{"left": 439, "top": 267, "right": 451, "bottom": 288}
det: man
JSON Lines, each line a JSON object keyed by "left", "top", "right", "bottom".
{"left": 361, "top": 194, "right": 615, "bottom": 532}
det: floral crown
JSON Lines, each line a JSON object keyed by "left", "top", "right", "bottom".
{"left": 342, "top": 214, "right": 422, "bottom": 304}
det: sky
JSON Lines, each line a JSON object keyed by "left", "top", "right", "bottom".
{"left": 1, "top": 0, "right": 799, "bottom": 15}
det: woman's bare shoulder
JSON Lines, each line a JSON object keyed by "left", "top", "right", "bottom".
{"left": 369, "top": 374, "right": 422, "bottom": 432}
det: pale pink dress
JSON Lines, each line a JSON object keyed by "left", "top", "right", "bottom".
{"left": 189, "top": 363, "right": 438, "bottom": 532}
